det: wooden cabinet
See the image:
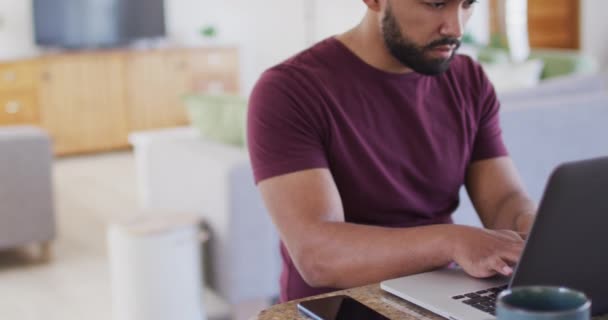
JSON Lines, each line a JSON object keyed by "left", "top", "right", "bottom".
{"left": 0, "top": 47, "right": 239, "bottom": 155}
{"left": 187, "top": 48, "right": 240, "bottom": 93}
{"left": 490, "top": 0, "right": 580, "bottom": 50}
{"left": 0, "top": 93, "right": 38, "bottom": 125}
{"left": 125, "top": 48, "right": 239, "bottom": 132}
{"left": 125, "top": 50, "right": 191, "bottom": 131}
{"left": 38, "top": 53, "right": 131, "bottom": 155}
{"left": 0, "top": 60, "right": 40, "bottom": 125}
{"left": 528, "top": 0, "right": 580, "bottom": 49}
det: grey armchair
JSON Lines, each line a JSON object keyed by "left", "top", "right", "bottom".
{"left": 0, "top": 126, "right": 55, "bottom": 258}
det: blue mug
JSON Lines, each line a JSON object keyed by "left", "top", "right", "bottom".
{"left": 496, "top": 286, "right": 591, "bottom": 320}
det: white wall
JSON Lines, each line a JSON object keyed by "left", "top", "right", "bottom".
{"left": 166, "top": 0, "right": 366, "bottom": 94}
{"left": 165, "top": 0, "right": 309, "bottom": 95}
{"left": 0, "top": 0, "right": 494, "bottom": 93}
{"left": 1, "top": 0, "right": 605, "bottom": 91}
{"left": 467, "top": 0, "right": 490, "bottom": 44}
{"left": 311, "top": 0, "right": 366, "bottom": 43}
{"left": 311, "top": 0, "right": 489, "bottom": 45}
{"left": 0, "top": 0, "right": 36, "bottom": 60}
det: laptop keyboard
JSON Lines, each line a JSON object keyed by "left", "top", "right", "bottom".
{"left": 451, "top": 285, "right": 508, "bottom": 316}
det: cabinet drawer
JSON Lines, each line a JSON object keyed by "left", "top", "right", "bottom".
{"left": 188, "top": 48, "right": 239, "bottom": 74}
{"left": 0, "top": 93, "right": 39, "bottom": 125}
{"left": 191, "top": 73, "right": 239, "bottom": 94}
{"left": 0, "top": 62, "right": 38, "bottom": 91}
{"left": 167, "top": 48, "right": 239, "bottom": 75}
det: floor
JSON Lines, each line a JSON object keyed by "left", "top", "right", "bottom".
{"left": 0, "top": 151, "right": 261, "bottom": 320}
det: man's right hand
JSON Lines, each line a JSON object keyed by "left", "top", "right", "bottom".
{"left": 448, "top": 225, "right": 526, "bottom": 278}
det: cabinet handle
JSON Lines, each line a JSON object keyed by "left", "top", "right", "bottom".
{"left": 41, "top": 71, "right": 52, "bottom": 82}
{"left": 207, "top": 53, "right": 222, "bottom": 66}
{"left": 175, "top": 60, "right": 187, "bottom": 70}
{"left": 4, "top": 101, "right": 21, "bottom": 114}
{"left": 2, "top": 71, "right": 16, "bottom": 82}
{"left": 206, "top": 80, "right": 225, "bottom": 93}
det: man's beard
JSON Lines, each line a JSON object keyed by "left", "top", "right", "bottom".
{"left": 381, "top": 4, "right": 461, "bottom": 75}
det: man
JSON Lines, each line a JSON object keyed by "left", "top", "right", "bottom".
{"left": 247, "top": 0, "right": 537, "bottom": 302}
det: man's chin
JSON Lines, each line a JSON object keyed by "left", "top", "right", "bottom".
{"left": 412, "top": 58, "right": 453, "bottom": 75}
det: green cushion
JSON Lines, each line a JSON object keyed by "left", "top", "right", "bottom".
{"left": 183, "top": 94, "right": 248, "bottom": 147}
{"left": 529, "top": 49, "right": 599, "bottom": 79}
{"left": 477, "top": 46, "right": 511, "bottom": 64}
{"left": 476, "top": 46, "right": 600, "bottom": 80}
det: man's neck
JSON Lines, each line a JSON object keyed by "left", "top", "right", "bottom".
{"left": 335, "top": 12, "right": 414, "bottom": 75}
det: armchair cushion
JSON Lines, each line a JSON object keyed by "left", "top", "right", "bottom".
{"left": 476, "top": 46, "right": 600, "bottom": 81}
{"left": 183, "top": 94, "right": 248, "bottom": 147}
{"left": 529, "top": 49, "right": 600, "bottom": 79}
{"left": 129, "top": 128, "right": 280, "bottom": 304}
{"left": 481, "top": 58, "right": 544, "bottom": 93}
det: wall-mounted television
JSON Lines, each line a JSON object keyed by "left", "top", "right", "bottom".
{"left": 33, "top": 0, "right": 166, "bottom": 49}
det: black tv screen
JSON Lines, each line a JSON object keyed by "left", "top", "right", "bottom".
{"left": 33, "top": 0, "right": 166, "bottom": 49}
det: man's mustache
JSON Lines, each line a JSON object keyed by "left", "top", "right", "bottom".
{"left": 425, "top": 38, "right": 461, "bottom": 50}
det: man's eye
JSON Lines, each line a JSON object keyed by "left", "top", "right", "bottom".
{"left": 463, "top": 0, "right": 478, "bottom": 9}
{"left": 426, "top": 1, "right": 446, "bottom": 9}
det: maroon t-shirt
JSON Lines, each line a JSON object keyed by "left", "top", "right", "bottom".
{"left": 247, "top": 37, "right": 507, "bottom": 302}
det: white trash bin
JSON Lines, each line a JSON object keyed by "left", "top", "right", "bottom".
{"left": 107, "top": 213, "right": 208, "bottom": 320}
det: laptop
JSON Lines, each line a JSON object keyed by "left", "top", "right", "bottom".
{"left": 381, "top": 156, "right": 608, "bottom": 320}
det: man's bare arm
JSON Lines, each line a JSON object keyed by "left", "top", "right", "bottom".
{"left": 259, "top": 168, "right": 524, "bottom": 289}
{"left": 466, "top": 157, "right": 537, "bottom": 234}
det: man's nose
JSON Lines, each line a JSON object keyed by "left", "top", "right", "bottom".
{"left": 439, "top": 10, "right": 465, "bottom": 39}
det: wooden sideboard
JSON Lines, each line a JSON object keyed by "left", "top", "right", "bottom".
{"left": 528, "top": 0, "right": 580, "bottom": 49}
{"left": 0, "top": 47, "right": 239, "bottom": 155}
{"left": 490, "top": 0, "right": 580, "bottom": 49}
{"left": 0, "top": 59, "right": 40, "bottom": 126}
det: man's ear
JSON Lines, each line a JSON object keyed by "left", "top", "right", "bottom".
{"left": 362, "top": 0, "right": 382, "bottom": 12}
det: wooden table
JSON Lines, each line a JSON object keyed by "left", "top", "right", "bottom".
{"left": 257, "top": 284, "right": 608, "bottom": 320}
{"left": 256, "top": 284, "right": 445, "bottom": 320}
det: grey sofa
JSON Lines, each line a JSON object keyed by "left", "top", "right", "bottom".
{"left": 0, "top": 126, "right": 56, "bottom": 254}
{"left": 129, "top": 129, "right": 279, "bottom": 306}
{"left": 453, "top": 73, "right": 608, "bottom": 226}
{"left": 131, "top": 73, "right": 608, "bottom": 304}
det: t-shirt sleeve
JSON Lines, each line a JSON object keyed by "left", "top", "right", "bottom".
{"left": 247, "top": 67, "right": 329, "bottom": 184}
{"left": 470, "top": 60, "right": 509, "bottom": 162}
